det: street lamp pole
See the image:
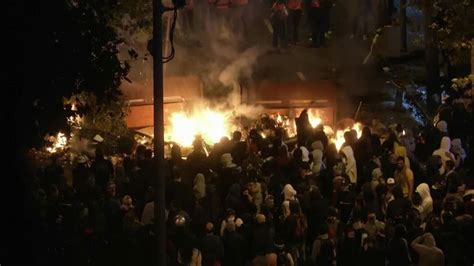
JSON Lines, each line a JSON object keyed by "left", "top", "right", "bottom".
{"left": 152, "top": 0, "right": 166, "bottom": 265}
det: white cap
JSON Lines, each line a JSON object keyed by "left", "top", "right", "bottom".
{"left": 387, "top": 178, "right": 395, "bottom": 185}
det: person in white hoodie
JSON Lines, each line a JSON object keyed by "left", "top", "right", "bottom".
{"left": 415, "top": 183, "right": 433, "bottom": 221}
{"left": 432, "top": 137, "right": 455, "bottom": 175}
{"left": 282, "top": 184, "right": 297, "bottom": 218}
{"left": 341, "top": 146, "right": 357, "bottom": 185}
{"left": 312, "top": 149, "right": 324, "bottom": 176}
{"left": 193, "top": 173, "right": 206, "bottom": 201}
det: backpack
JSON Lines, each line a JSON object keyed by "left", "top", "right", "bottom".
{"left": 277, "top": 251, "right": 292, "bottom": 266}
{"left": 294, "top": 215, "right": 307, "bottom": 239}
{"left": 317, "top": 237, "right": 334, "bottom": 266}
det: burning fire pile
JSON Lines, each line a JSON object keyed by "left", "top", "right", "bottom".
{"left": 165, "top": 108, "right": 238, "bottom": 147}
{"left": 45, "top": 132, "right": 68, "bottom": 153}
{"left": 164, "top": 107, "right": 363, "bottom": 151}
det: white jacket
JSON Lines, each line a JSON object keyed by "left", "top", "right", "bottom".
{"left": 342, "top": 146, "right": 357, "bottom": 184}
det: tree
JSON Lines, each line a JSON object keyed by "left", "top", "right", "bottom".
{"left": 431, "top": 0, "right": 474, "bottom": 78}
{"left": 400, "top": 0, "right": 408, "bottom": 53}
{"left": 18, "top": 0, "right": 130, "bottom": 149}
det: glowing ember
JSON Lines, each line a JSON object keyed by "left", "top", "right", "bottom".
{"left": 166, "top": 109, "right": 232, "bottom": 147}
{"left": 46, "top": 132, "right": 68, "bottom": 153}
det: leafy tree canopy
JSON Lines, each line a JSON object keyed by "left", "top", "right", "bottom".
{"left": 20, "top": 0, "right": 130, "bottom": 148}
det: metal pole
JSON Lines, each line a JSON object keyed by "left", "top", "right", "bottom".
{"left": 400, "top": 0, "right": 407, "bottom": 53}
{"left": 152, "top": 0, "right": 166, "bottom": 265}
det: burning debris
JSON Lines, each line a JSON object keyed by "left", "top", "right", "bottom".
{"left": 163, "top": 105, "right": 363, "bottom": 153}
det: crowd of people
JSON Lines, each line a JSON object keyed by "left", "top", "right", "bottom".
{"left": 26, "top": 96, "right": 473, "bottom": 265}
{"left": 177, "top": 0, "right": 396, "bottom": 49}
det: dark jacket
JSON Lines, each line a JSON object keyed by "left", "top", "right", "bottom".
{"left": 250, "top": 223, "right": 274, "bottom": 257}
{"left": 200, "top": 233, "right": 224, "bottom": 266}
{"left": 222, "top": 231, "right": 247, "bottom": 266}
{"left": 387, "top": 237, "right": 412, "bottom": 266}
{"left": 386, "top": 197, "right": 411, "bottom": 224}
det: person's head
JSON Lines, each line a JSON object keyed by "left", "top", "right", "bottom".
{"left": 361, "top": 126, "right": 371, "bottom": 139}
{"left": 48, "top": 184, "right": 59, "bottom": 199}
{"left": 256, "top": 214, "right": 266, "bottom": 224}
{"left": 274, "top": 236, "right": 286, "bottom": 252}
{"left": 367, "top": 212, "right": 377, "bottom": 224}
{"left": 172, "top": 166, "right": 182, "bottom": 181}
{"left": 394, "top": 224, "right": 407, "bottom": 238}
{"left": 344, "top": 131, "right": 352, "bottom": 143}
{"left": 171, "top": 143, "right": 182, "bottom": 159}
{"left": 232, "top": 131, "right": 242, "bottom": 142}
{"left": 205, "top": 222, "right": 214, "bottom": 234}
{"left": 122, "top": 195, "right": 134, "bottom": 209}
{"left": 395, "top": 123, "right": 403, "bottom": 133}
{"left": 289, "top": 200, "right": 301, "bottom": 215}
{"left": 136, "top": 145, "right": 146, "bottom": 159}
{"left": 174, "top": 214, "right": 187, "bottom": 228}
{"left": 412, "top": 192, "right": 422, "bottom": 206}
{"left": 318, "top": 222, "right": 329, "bottom": 235}
{"left": 392, "top": 185, "right": 403, "bottom": 199}
{"left": 95, "top": 147, "right": 104, "bottom": 159}
{"left": 396, "top": 156, "right": 405, "bottom": 170}
{"left": 265, "top": 195, "right": 275, "bottom": 209}
{"left": 436, "top": 120, "right": 448, "bottom": 133}
{"left": 144, "top": 149, "right": 153, "bottom": 159}
{"left": 106, "top": 181, "right": 116, "bottom": 197}
{"left": 441, "top": 210, "right": 454, "bottom": 225}
{"left": 283, "top": 184, "right": 297, "bottom": 200}
{"left": 440, "top": 136, "right": 451, "bottom": 150}
{"left": 310, "top": 185, "right": 322, "bottom": 200}
{"left": 226, "top": 208, "right": 236, "bottom": 220}
{"left": 192, "top": 138, "right": 204, "bottom": 152}
{"left": 445, "top": 160, "right": 455, "bottom": 172}
{"left": 221, "top": 153, "right": 235, "bottom": 168}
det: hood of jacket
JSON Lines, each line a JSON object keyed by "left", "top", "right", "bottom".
{"left": 436, "top": 120, "right": 448, "bottom": 133}
{"left": 229, "top": 183, "right": 241, "bottom": 197}
{"left": 282, "top": 184, "right": 297, "bottom": 200}
{"left": 439, "top": 136, "right": 451, "bottom": 151}
{"left": 193, "top": 173, "right": 206, "bottom": 200}
{"left": 311, "top": 140, "right": 324, "bottom": 151}
{"left": 451, "top": 138, "right": 466, "bottom": 159}
{"left": 416, "top": 183, "right": 431, "bottom": 200}
{"left": 300, "top": 146, "right": 310, "bottom": 162}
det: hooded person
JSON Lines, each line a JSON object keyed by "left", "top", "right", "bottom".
{"left": 311, "top": 140, "right": 324, "bottom": 152}
{"left": 299, "top": 146, "right": 310, "bottom": 163}
{"left": 436, "top": 120, "right": 448, "bottom": 136}
{"left": 225, "top": 184, "right": 244, "bottom": 214}
{"left": 394, "top": 144, "right": 411, "bottom": 169}
{"left": 193, "top": 173, "right": 206, "bottom": 201}
{"left": 394, "top": 156, "right": 414, "bottom": 199}
{"left": 410, "top": 233, "right": 444, "bottom": 266}
{"left": 414, "top": 183, "right": 433, "bottom": 221}
{"left": 221, "top": 153, "right": 237, "bottom": 168}
{"left": 341, "top": 145, "right": 357, "bottom": 185}
{"left": 311, "top": 149, "right": 324, "bottom": 176}
{"left": 371, "top": 167, "right": 383, "bottom": 191}
{"left": 282, "top": 184, "right": 297, "bottom": 218}
{"left": 399, "top": 129, "right": 416, "bottom": 159}
{"left": 432, "top": 137, "right": 455, "bottom": 175}
{"left": 450, "top": 138, "right": 466, "bottom": 165}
